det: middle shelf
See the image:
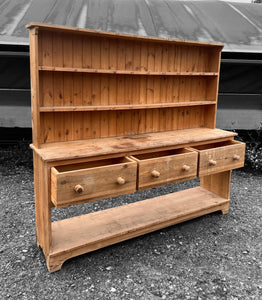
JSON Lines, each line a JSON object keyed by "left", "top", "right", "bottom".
{"left": 39, "top": 101, "right": 216, "bottom": 112}
{"left": 39, "top": 66, "right": 219, "bottom": 76}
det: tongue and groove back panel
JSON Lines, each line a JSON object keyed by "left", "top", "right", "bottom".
{"left": 33, "top": 25, "right": 222, "bottom": 144}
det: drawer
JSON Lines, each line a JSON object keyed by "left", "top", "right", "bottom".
{"left": 130, "top": 148, "right": 198, "bottom": 190}
{"left": 51, "top": 157, "right": 137, "bottom": 208}
{"left": 193, "top": 140, "right": 245, "bottom": 176}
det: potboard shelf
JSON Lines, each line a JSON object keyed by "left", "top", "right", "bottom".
{"left": 50, "top": 187, "right": 229, "bottom": 259}
{"left": 39, "top": 66, "right": 219, "bottom": 76}
{"left": 39, "top": 101, "right": 216, "bottom": 112}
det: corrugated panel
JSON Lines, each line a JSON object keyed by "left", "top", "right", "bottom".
{"left": 0, "top": 0, "right": 262, "bottom": 52}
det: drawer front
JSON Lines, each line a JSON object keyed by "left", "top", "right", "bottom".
{"left": 130, "top": 149, "right": 198, "bottom": 190}
{"left": 197, "top": 140, "right": 245, "bottom": 176}
{"left": 51, "top": 158, "right": 137, "bottom": 208}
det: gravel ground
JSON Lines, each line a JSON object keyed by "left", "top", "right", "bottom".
{"left": 0, "top": 143, "right": 262, "bottom": 300}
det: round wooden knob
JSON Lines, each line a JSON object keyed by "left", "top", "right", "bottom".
{"left": 233, "top": 154, "right": 240, "bottom": 161}
{"left": 209, "top": 159, "right": 217, "bottom": 166}
{"left": 182, "top": 165, "right": 190, "bottom": 171}
{"left": 117, "top": 177, "right": 125, "bottom": 185}
{"left": 151, "top": 170, "right": 160, "bottom": 178}
{"left": 74, "top": 184, "right": 84, "bottom": 194}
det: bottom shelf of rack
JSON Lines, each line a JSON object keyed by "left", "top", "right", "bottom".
{"left": 48, "top": 186, "right": 229, "bottom": 271}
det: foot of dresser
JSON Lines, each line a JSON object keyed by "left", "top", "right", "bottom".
{"left": 47, "top": 257, "right": 65, "bottom": 273}
{"left": 220, "top": 202, "right": 230, "bottom": 215}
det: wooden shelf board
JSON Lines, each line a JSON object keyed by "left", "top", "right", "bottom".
{"left": 50, "top": 186, "right": 229, "bottom": 258}
{"left": 39, "top": 66, "right": 218, "bottom": 76}
{"left": 27, "top": 23, "right": 224, "bottom": 48}
{"left": 31, "top": 128, "right": 237, "bottom": 162}
{"left": 39, "top": 101, "right": 216, "bottom": 112}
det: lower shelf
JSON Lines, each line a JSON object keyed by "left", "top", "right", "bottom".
{"left": 49, "top": 187, "right": 229, "bottom": 267}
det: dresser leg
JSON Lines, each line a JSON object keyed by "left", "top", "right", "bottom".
{"left": 200, "top": 170, "right": 232, "bottom": 199}
{"left": 220, "top": 202, "right": 230, "bottom": 215}
{"left": 200, "top": 171, "right": 231, "bottom": 216}
{"left": 47, "top": 257, "right": 65, "bottom": 273}
{"left": 33, "top": 153, "right": 52, "bottom": 259}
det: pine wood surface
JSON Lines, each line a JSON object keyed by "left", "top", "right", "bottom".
{"left": 49, "top": 186, "right": 229, "bottom": 261}
{"left": 130, "top": 148, "right": 198, "bottom": 190}
{"left": 27, "top": 23, "right": 224, "bottom": 48}
{"left": 51, "top": 157, "right": 137, "bottom": 208}
{"left": 38, "top": 106, "right": 219, "bottom": 143}
{"left": 29, "top": 23, "right": 223, "bottom": 145}
{"left": 29, "top": 28, "right": 41, "bottom": 147}
{"left": 201, "top": 170, "right": 232, "bottom": 201}
{"left": 35, "top": 31, "right": 220, "bottom": 73}
{"left": 39, "top": 66, "right": 218, "bottom": 76}
{"left": 30, "top": 128, "right": 236, "bottom": 162}
{"left": 39, "top": 101, "right": 216, "bottom": 112}
{"left": 27, "top": 23, "right": 246, "bottom": 273}
{"left": 195, "top": 140, "right": 245, "bottom": 176}
{"left": 33, "top": 153, "right": 52, "bottom": 256}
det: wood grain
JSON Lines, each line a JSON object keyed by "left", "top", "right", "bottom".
{"left": 29, "top": 27, "right": 41, "bottom": 147}
{"left": 48, "top": 186, "right": 229, "bottom": 272}
{"left": 36, "top": 28, "right": 220, "bottom": 143}
{"left": 51, "top": 157, "right": 137, "bottom": 208}
{"left": 27, "top": 23, "right": 245, "bottom": 274}
{"left": 195, "top": 140, "right": 245, "bottom": 176}
{"left": 27, "top": 23, "right": 224, "bottom": 48}
{"left": 200, "top": 170, "right": 232, "bottom": 200}
{"left": 31, "top": 128, "right": 236, "bottom": 162}
{"left": 130, "top": 148, "right": 198, "bottom": 190}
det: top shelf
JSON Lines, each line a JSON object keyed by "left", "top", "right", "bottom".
{"left": 39, "top": 66, "right": 218, "bottom": 76}
{"left": 27, "top": 22, "right": 224, "bottom": 48}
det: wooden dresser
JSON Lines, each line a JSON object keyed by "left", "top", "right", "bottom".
{"left": 27, "top": 23, "right": 245, "bottom": 272}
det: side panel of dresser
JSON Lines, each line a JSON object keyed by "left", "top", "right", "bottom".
{"left": 33, "top": 152, "right": 51, "bottom": 257}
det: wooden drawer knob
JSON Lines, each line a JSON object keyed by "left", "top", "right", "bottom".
{"left": 74, "top": 184, "right": 84, "bottom": 194}
{"left": 151, "top": 170, "right": 160, "bottom": 178}
{"left": 233, "top": 154, "right": 240, "bottom": 161}
{"left": 182, "top": 165, "right": 190, "bottom": 171}
{"left": 209, "top": 159, "right": 217, "bottom": 166}
{"left": 117, "top": 177, "right": 126, "bottom": 185}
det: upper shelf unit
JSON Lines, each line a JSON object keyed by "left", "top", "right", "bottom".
{"left": 27, "top": 23, "right": 223, "bottom": 146}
